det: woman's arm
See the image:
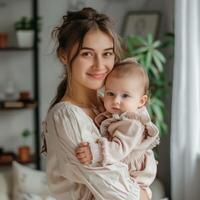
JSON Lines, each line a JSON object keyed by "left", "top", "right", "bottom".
{"left": 130, "top": 150, "right": 158, "bottom": 187}
{"left": 76, "top": 118, "right": 145, "bottom": 165}
{"left": 46, "top": 105, "right": 140, "bottom": 200}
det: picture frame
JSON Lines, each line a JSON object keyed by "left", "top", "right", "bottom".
{"left": 121, "top": 11, "right": 161, "bottom": 38}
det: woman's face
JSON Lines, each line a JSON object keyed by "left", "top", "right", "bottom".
{"left": 69, "top": 28, "right": 115, "bottom": 91}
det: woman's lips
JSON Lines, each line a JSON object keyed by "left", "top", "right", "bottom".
{"left": 87, "top": 73, "right": 107, "bottom": 80}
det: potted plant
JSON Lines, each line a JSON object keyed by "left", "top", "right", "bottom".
{"left": 123, "top": 33, "right": 170, "bottom": 138}
{"left": 123, "top": 33, "right": 174, "bottom": 200}
{"left": 14, "top": 16, "right": 41, "bottom": 47}
{"left": 18, "top": 129, "right": 31, "bottom": 162}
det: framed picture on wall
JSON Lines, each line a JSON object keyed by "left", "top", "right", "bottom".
{"left": 121, "top": 11, "right": 161, "bottom": 38}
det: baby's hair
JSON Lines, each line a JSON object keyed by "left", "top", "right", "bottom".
{"left": 109, "top": 57, "right": 149, "bottom": 95}
{"left": 50, "top": 7, "right": 123, "bottom": 109}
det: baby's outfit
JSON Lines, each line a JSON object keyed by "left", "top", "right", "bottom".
{"left": 43, "top": 102, "right": 141, "bottom": 200}
{"left": 90, "top": 107, "right": 160, "bottom": 199}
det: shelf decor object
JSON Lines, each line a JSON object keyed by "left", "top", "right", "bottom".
{"left": 14, "top": 16, "right": 34, "bottom": 47}
{"left": 0, "top": 100, "right": 37, "bottom": 110}
{"left": 14, "top": 16, "right": 41, "bottom": 48}
{"left": 122, "top": 11, "right": 160, "bottom": 39}
{"left": 0, "top": 32, "right": 8, "bottom": 48}
{"left": 18, "top": 129, "right": 31, "bottom": 163}
{"left": 17, "top": 30, "right": 34, "bottom": 48}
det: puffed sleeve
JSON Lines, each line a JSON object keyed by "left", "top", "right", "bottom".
{"left": 129, "top": 150, "right": 158, "bottom": 199}
{"left": 129, "top": 150, "right": 157, "bottom": 187}
{"left": 96, "top": 118, "right": 144, "bottom": 166}
{"left": 92, "top": 107, "right": 159, "bottom": 166}
{"left": 46, "top": 105, "right": 140, "bottom": 200}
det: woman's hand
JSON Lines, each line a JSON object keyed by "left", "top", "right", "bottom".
{"left": 140, "top": 189, "right": 149, "bottom": 200}
{"left": 75, "top": 142, "right": 93, "bottom": 165}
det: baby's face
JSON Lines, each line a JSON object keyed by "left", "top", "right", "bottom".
{"left": 104, "top": 75, "right": 147, "bottom": 114}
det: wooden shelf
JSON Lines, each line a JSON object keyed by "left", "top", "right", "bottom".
{"left": 0, "top": 154, "right": 35, "bottom": 166}
{"left": 0, "top": 100, "right": 37, "bottom": 110}
{"left": 0, "top": 47, "right": 33, "bottom": 51}
{"left": 0, "top": 0, "right": 41, "bottom": 169}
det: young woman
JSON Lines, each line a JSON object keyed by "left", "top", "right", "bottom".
{"left": 42, "top": 7, "right": 146, "bottom": 200}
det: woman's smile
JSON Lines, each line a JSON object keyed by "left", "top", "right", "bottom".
{"left": 87, "top": 72, "right": 108, "bottom": 80}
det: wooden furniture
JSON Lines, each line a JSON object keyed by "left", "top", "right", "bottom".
{"left": 0, "top": 0, "right": 40, "bottom": 169}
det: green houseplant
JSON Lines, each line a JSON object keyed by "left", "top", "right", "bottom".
{"left": 123, "top": 34, "right": 169, "bottom": 137}
{"left": 14, "top": 16, "right": 41, "bottom": 47}
{"left": 123, "top": 33, "right": 174, "bottom": 195}
{"left": 21, "top": 129, "right": 31, "bottom": 144}
{"left": 15, "top": 16, "right": 35, "bottom": 30}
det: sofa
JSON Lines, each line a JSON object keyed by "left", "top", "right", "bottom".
{"left": 0, "top": 161, "right": 168, "bottom": 200}
{"left": 0, "top": 161, "right": 55, "bottom": 200}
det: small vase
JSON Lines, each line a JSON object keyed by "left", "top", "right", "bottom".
{"left": 18, "top": 146, "right": 30, "bottom": 163}
{"left": 4, "top": 80, "right": 18, "bottom": 100}
{"left": 0, "top": 32, "right": 9, "bottom": 48}
{"left": 16, "top": 30, "right": 33, "bottom": 48}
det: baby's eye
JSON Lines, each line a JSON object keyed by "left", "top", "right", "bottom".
{"left": 122, "top": 94, "right": 130, "bottom": 98}
{"left": 106, "top": 91, "right": 115, "bottom": 96}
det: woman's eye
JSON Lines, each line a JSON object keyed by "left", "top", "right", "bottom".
{"left": 81, "top": 52, "right": 93, "bottom": 57}
{"left": 122, "top": 94, "right": 130, "bottom": 98}
{"left": 104, "top": 52, "right": 114, "bottom": 57}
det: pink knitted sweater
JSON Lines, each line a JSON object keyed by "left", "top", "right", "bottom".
{"left": 91, "top": 107, "right": 160, "bottom": 198}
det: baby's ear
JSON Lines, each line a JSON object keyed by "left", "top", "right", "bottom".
{"left": 138, "top": 95, "right": 148, "bottom": 108}
{"left": 58, "top": 49, "right": 68, "bottom": 65}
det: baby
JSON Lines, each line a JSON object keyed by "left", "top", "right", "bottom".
{"left": 76, "top": 58, "right": 160, "bottom": 199}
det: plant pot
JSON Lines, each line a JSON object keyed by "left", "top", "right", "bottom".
{"left": 16, "top": 30, "right": 34, "bottom": 48}
{"left": 18, "top": 146, "right": 30, "bottom": 163}
{"left": 0, "top": 32, "right": 9, "bottom": 48}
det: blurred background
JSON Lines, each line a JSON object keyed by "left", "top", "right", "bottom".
{"left": 0, "top": 0, "right": 199, "bottom": 200}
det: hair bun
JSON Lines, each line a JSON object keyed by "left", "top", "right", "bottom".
{"left": 63, "top": 7, "right": 109, "bottom": 25}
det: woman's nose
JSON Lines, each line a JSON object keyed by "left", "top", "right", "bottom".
{"left": 93, "top": 55, "right": 103, "bottom": 69}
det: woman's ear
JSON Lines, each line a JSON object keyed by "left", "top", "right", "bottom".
{"left": 138, "top": 95, "right": 148, "bottom": 108}
{"left": 58, "top": 49, "right": 68, "bottom": 65}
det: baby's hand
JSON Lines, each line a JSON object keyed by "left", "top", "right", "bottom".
{"left": 108, "top": 135, "right": 113, "bottom": 141}
{"left": 108, "top": 132, "right": 114, "bottom": 141}
{"left": 75, "top": 142, "right": 92, "bottom": 165}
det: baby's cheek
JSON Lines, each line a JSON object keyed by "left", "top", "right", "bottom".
{"left": 104, "top": 100, "right": 111, "bottom": 112}
{"left": 125, "top": 101, "right": 137, "bottom": 113}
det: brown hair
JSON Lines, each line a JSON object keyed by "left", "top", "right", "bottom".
{"left": 107, "top": 57, "right": 149, "bottom": 95}
{"left": 50, "top": 7, "right": 123, "bottom": 109}
{"left": 41, "top": 8, "right": 123, "bottom": 154}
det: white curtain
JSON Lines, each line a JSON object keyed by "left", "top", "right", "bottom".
{"left": 171, "top": 0, "right": 200, "bottom": 200}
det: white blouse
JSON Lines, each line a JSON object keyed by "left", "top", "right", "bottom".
{"left": 43, "top": 102, "right": 140, "bottom": 200}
